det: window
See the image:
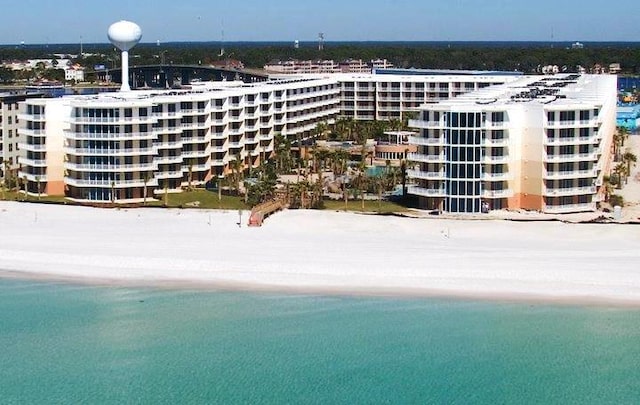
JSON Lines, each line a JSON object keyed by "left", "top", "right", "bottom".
{"left": 8, "top": 130, "right": 12, "bottom": 138}
{"left": 491, "top": 112, "right": 505, "bottom": 122}
{"left": 8, "top": 116, "right": 12, "bottom": 125}
{"left": 8, "top": 144, "right": 12, "bottom": 152}
{"left": 547, "top": 111, "right": 555, "bottom": 122}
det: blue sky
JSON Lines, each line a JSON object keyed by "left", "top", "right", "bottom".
{"left": 1, "top": 0, "right": 638, "bottom": 44}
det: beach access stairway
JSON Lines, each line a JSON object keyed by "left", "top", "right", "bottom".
{"left": 248, "top": 199, "right": 286, "bottom": 227}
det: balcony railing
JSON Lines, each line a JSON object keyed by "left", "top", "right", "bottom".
{"left": 407, "top": 169, "right": 446, "bottom": 180}
{"left": 543, "top": 186, "right": 596, "bottom": 196}
{"left": 18, "top": 157, "right": 47, "bottom": 167}
{"left": 407, "top": 185, "right": 447, "bottom": 197}
{"left": 64, "top": 162, "right": 157, "bottom": 172}
{"left": 64, "top": 178, "right": 159, "bottom": 188}
{"left": 483, "top": 189, "right": 513, "bottom": 198}
{"left": 544, "top": 169, "right": 597, "bottom": 179}
{"left": 409, "top": 136, "right": 446, "bottom": 146}
{"left": 408, "top": 152, "right": 446, "bottom": 163}
{"left": 543, "top": 202, "right": 596, "bottom": 214}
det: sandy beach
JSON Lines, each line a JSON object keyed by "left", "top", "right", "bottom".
{"left": 1, "top": 201, "right": 639, "bottom": 304}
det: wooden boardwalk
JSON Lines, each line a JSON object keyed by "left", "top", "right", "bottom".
{"left": 248, "top": 199, "right": 286, "bottom": 227}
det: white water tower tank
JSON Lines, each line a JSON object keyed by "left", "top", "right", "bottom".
{"left": 107, "top": 21, "right": 142, "bottom": 91}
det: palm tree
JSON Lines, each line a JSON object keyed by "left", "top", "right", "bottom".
{"left": 35, "top": 175, "right": 41, "bottom": 200}
{"left": 601, "top": 175, "right": 614, "bottom": 202}
{"left": 613, "top": 126, "right": 629, "bottom": 161}
{"left": 622, "top": 150, "right": 637, "bottom": 180}
{"left": 2, "top": 159, "right": 11, "bottom": 190}
{"left": 228, "top": 154, "right": 244, "bottom": 195}
{"left": 613, "top": 162, "right": 628, "bottom": 188}
{"left": 314, "top": 121, "right": 329, "bottom": 141}
{"left": 187, "top": 161, "right": 194, "bottom": 191}
{"left": 143, "top": 172, "right": 150, "bottom": 206}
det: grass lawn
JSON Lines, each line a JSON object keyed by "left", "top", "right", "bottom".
{"left": 322, "top": 199, "right": 409, "bottom": 213}
{"left": 0, "top": 188, "right": 248, "bottom": 210}
{"left": 1, "top": 188, "right": 407, "bottom": 213}
{"left": 147, "top": 189, "right": 249, "bottom": 210}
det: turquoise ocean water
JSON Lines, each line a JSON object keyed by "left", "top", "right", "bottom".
{"left": 1, "top": 278, "right": 639, "bottom": 404}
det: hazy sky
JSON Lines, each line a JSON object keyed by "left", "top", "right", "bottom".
{"left": 1, "top": 0, "right": 638, "bottom": 44}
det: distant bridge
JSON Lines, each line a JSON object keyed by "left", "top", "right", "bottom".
{"left": 95, "top": 65, "right": 269, "bottom": 89}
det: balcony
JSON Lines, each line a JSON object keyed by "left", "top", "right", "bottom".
{"left": 20, "top": 173, "right": 47, "bottom": 182}
{"left": 18, "top": 143, "right": 46, "bottom": 152}
{"left": 64, "top": 178, "right": 159, "bottom": 188}
{"left": 407, "top": 169, "right": 446, "bottom": 180}
{"left": 543, "top": 152, "right": 598, "bottom": 163}
{"left": 65, "top": 131, "right": 156, "bottom": 141}
{"left": 482, "top": 172, "right": 511, "bottom": 181}
{"left": 19, "top": 128, "right": 47, "bottom": 137}
{"left": 154, "top": 155, "right": 183, "bottom": 164}
{"left": 182, "top": 163, "right": 209, "bottom": 172}
{"left": 156, "top": 170, "right": 184, "bottom": 179}
{"left": 408, "top": 186, "right": 447, "bottom": 197}
{"left": 154, "top": 126, "right": 182, "bottom": 135}
{"left": 484, "top": 138, "right": 509, "bottom": 147}
{"left": 408, "top": 152, "right": 446, "bottom": 163}
{"left": 64, "top": 162, "right": 157, "bottom": 172}
{"left": 154, "top": 141, "right": 183, "bottom": 149}
{"left": 409, "top": 136, "right": 446, "bottom": 146}
{"left": 543, "top": 202, "right": 596, "bottom": 214}
{"left": 70, "top": 116, "right": 157, "bottom": 124}
{"left": 543, "top": 169, "right": 597, "bottom": 180}
{"left": 543, "top": 136, "right": 598, "bottom": 146}
{"left": 408, "top": 119, "right": 445, "bottom": 129}
{"left": 19, "top": 157, "right": 47, "bottom": 167}
{"left": 484, "top": 155, "right": 508, "bottom": 164}
{"left": 18, "top": 113, "right": 46, "bottom": 122}
{"left": 543, "top": 186, "right": 597, "bottom": 197}
{"left": 483, "top": 189, "right": 513, "bottom": 198}
{"left": 181, "top": 149, "right": 210, "bottom": 159}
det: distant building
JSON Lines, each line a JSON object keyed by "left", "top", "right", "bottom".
{"left": 264, "top": 59, "right": 394, "bottom": 74}
{"left": 210, "top": 59, "right": 245, "bottom": 70}
{"left": 64, "top": 66, "right": 85, "bottom": 82}
{"left": 609, "top": 63, "right": 621, "bottom": 74}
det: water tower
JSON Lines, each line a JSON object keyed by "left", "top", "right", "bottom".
{"left": 107, "top": 20, "right": 142, "bottom": 92}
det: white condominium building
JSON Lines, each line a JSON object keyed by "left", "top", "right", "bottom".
{"left": 18, "top": 78, "right": 340, "bottom": 202}
{"left": 336, "top": 71, "right": 519, "bottom": 121}
{"left": 408, "top": 74, "right": 617, "bottom": 214}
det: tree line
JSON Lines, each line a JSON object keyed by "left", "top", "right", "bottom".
{"left": 1, "top": 42, "right": 640, "bottom": 80}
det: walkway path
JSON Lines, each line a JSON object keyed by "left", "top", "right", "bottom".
{"left": 617, "top": 135, "right": 640, "bottom": 221}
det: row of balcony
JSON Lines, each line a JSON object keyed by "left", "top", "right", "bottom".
{"left": 407, "top": 186, "right": 514, "bottom": 199}
{"left": 408, "top": 152, "right": 508, "bottom": 164}
{"left": 408, "top": 169, "right": 511, "bottom": 181}
{"left": 409, "top": 136, "right": 508, "bottom": 147}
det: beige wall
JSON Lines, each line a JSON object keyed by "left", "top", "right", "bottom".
{"left": 44, "top": 100, "right": 71, "bottom": 196}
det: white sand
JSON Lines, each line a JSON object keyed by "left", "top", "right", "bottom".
{"left": 1, "top": 201, "right": 639, "bottom": 304}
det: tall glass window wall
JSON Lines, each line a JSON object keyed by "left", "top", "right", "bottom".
{"left": 445, "top": 112, "right": 485, "bottom": 213}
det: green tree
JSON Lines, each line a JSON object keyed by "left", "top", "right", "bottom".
{"left": 622, "top": 150, "right": 637, "bottom": 180}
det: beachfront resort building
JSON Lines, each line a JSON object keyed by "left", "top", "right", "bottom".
{"left": 18, "top": 78, "right": 341, "bottom": 201}
{"left": 18, "top": 71, "right": 519, "bottom": 203}
{"left": 408, "top": 74, "right": 617, "bottom": 214}
{"left": 0, "top": 92, "right": 45, "bottom": 182}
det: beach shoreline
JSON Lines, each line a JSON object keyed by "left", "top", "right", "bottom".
{"left": 2, "top": 201, "right": 639, "bottom": 307}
